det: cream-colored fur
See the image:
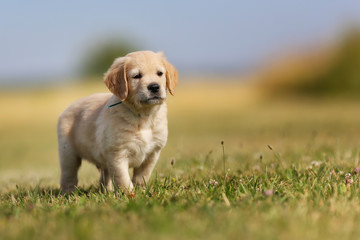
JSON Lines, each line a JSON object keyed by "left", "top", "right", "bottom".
{"left": 57, "top": 51, "right": 178, "bottom": 193}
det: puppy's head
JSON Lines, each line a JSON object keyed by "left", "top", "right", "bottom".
{"left": 104, "top": 51, "right": 178, "bottom": 107}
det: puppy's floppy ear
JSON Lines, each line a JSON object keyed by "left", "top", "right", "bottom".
{"left": 104, "top": 57, "right": 128, "bottom": 101}
{"left": 159, "top": 53, "right": 178, "bottom": 96}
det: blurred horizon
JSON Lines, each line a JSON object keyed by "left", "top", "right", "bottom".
{"left": 1, "top": 1, "right": 360, "bottom": 87}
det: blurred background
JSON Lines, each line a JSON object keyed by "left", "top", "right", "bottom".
{"left": 1, "top": 0, "right": 360, "bottom": 189}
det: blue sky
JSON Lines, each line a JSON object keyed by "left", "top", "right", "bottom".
{"left": 1, "top": 0, "right": 360, "bottom": 83}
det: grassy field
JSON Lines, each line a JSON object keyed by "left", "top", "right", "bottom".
{"left": 1, "top": 79, "right": 360, "bottom": 239}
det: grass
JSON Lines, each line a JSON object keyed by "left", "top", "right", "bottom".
{"left": 1, "top": 79, "right": 360, "bottom": 239}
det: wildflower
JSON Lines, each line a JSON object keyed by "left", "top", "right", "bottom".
{"left": 311, "top": 161, "right": 322, "bottom": 167}
{"left": 209, "top": 179, "right": 219, "bottom": 186}
{"left": 264, "top": 189, "right": 274, "bottom": 196}
{"left": 345, "top": 173, "right": 353, "bottom": 185}
{"left": 128, "top": 192, "right": 135, "bottom": 199}
{"left": 172, "top": 178, "right": 176, "bottom": 182}
{"left": 354, "top": 167, "right": 360, "bottom": 173}
{"left": 346, "top": 178, "right": 354, "bottom": 185}
{"left": 252, "top": 165, "right": 261, "bottom": 171}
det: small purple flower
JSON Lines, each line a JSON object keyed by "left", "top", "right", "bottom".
{"left": 354, "top": 167, "right": 360, "bottom": 173}
{"left": 346, "top": 178, "right": 354, "bottom": 185}
{"left": 264, "top": 189, "right": 274, "bottom": 196}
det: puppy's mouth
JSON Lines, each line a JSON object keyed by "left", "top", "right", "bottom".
{"left": 141, "top": 96, "right": 165, "bottom": 105}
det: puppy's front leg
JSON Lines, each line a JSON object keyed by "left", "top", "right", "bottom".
{"left": 132, "top": 150, "right": 161, "bottom": 186}
{"left": 108, "top": 160, "right": 133, "bottom": 191}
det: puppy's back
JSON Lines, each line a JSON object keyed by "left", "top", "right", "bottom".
{"left": 57, "top": 93, "right": 112, "bottom": 155}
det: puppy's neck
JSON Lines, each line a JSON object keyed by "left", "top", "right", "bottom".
{"left": 110, "top": 95, "right": 163, "bottom": 119}
{"left": 126, "top": 102, "right": 162, "bottom": 119}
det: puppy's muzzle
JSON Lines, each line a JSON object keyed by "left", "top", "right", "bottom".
{"left": 147, "top": 83, "right": 160, "bottom": 94}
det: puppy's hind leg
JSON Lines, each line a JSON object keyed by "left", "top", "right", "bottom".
{"left": 59, "top": 139, "right": 81, "bottom": 194}
{"left": 99, "top": 168, "right": 113, "bottom": 192}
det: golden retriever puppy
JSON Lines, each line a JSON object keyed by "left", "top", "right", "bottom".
{"left": 57, "top": 51, "right": 178, "bottom": 193}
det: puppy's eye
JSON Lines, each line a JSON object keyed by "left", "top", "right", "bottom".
{"left": 157, "top": 71, "right": 163, "bottom": 77}
{"left": 133, "top": 73, "right": 142, "bottom": 79}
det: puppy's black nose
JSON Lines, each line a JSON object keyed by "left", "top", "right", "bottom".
{"left": 147, "top": 83, "right": 160, "bottom": 93}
